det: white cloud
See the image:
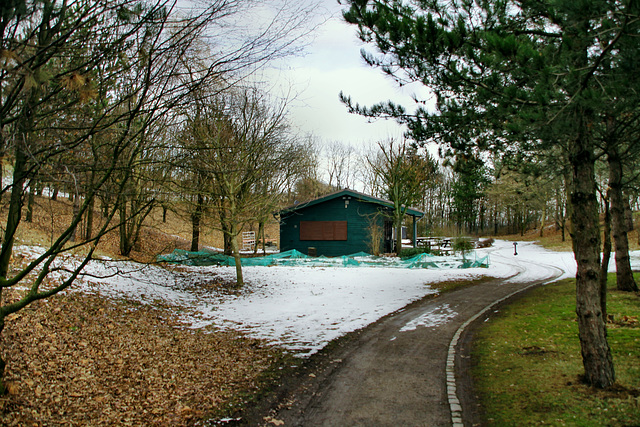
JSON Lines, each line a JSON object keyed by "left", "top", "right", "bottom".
{"left": 251, "top": 0, "right": 436, "bottom": 149}
{"left": 275, "top": 11, "right": 435, "bottom": 147}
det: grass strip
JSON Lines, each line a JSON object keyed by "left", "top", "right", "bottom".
{"left": 472, "top": 273, "right": 640, "bottom": 426}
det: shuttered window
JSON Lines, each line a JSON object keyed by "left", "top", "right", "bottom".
{"left": 300, "top": 221, "right": 347, "bottom": 241}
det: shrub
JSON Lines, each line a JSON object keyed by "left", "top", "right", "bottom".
{"left": 399, "top": 247, "right": 432, "bottom": 259}
{"left": 453, "top": 237, "right": 474, "bottom": 258}
{"left": 476, "top": 238, "right": 494, "bottom": 248}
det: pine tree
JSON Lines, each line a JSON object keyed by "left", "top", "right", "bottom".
{"left": 342, "top": 0, "right": 640, "bottom": 388}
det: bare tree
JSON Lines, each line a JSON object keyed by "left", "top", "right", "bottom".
{"left": 325, "top": 140, "right": 356, "bottom": 190}
{"left": 179, "top": 87, "right": 306, "bottom": 286}
{"left": 0, "top": 0, "right": 317, "bottom": 392}
{"left": 367, "top": 139, "right": 435, "bottom": 254}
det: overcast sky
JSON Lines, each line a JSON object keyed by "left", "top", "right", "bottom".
{"left": 266, "top": 0, "right": 432, "bottom": 149}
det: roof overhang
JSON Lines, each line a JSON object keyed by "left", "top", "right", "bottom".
{"left": 279, "top": 188, "right": 425, "bottom": 218}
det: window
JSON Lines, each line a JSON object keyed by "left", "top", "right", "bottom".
{"left": 300, "top": 221, "right": 347, "bottom": 241}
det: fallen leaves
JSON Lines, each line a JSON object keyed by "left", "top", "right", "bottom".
{"left": 263, "top": 415, "right": 285, "bottom": 425}
{"left": 0, "top": 289, "right": 278, "bottom": 426}
{"left": 608, "top": 314, "right": 639, "bottom": 328}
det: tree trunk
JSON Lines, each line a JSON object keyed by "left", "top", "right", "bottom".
{"left": 162, "top": 205, "right": 167, "bottom": 223}
{"left": 118, "top": 196, "right": 131, "bottom": 256}
{"left": 0, "top": 147, "right": 27, "bottom": 279}
{"left": 600, "top": 193, "right": 611, "bottom": 323}
{"left": 607, "top": 147, "right": 638, "bottom": 292}
{"left": 0, "top": 113, "right": 32, "bottom": 394}
{"left": 493, "top": 200, "right": 498, "bottom": 236}
{"left": 563, "top": 170, "right": 572, "bottom": 242}
{"left": 254, "top": 222, "right": 264, "bottom": 255}
{"left": 0, "top": 145, "right": 3, "bottom": 205}
{"left": 70, "top": 189, "right": 80, "bottom": 242}
{"left": 190, "top": 194, "right": 203, "bottom": 252}
{"left": 570, "top": 113, "right": 615, "bottom": 388}
{"left": 100, "top": 196, "right": 108, "bottom": 218}
{"left": 0, "top": 318, "right": 5, "bottom": 395}
{"left": 539, "top": 202, "right": 546, "bottom": 237}
{"left": 85, "top": 196, "right": 94, "bottom": 241}
{"left": 624, "top": 196, "right": 633, "bottom": 232}
{"left": 395, "top": 220, "right": 403, "bottom": 255}
{"left": 26, "top": 182, "right": 35, "bottom": 223}
{"left": 220, "top": 218, "right": 232, "bottom": 256}
{"left": 229, "top": 224, "right": 243, "bottom": 287}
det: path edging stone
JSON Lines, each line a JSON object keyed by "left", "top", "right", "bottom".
{"left": 446, "top": 276, "right": 560, "bottom": 426}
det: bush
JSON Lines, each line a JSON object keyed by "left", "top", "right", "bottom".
{"left": 399, "top": 247, "right": 432, "bottom": 259}
{"left": 453, "top": 237, "right": 474, "bottom": 256}
{"left": 476, "top": 238, "right": 494, "bottom": 248}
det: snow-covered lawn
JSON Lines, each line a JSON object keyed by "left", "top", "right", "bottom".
{"left": 16, "top": 240, "right": 635, "bottom": 357}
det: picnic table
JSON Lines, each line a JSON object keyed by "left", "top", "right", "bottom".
{"left": 416, "top": 237, "right": 453, "bottom": 253}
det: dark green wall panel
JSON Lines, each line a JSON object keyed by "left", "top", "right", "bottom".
{"left": 280, "top": 196, "right": 391, "bottom": 257}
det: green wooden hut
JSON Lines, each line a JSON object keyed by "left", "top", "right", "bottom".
{"left": 278, "top": 189, "right": 425, "bottom": 256}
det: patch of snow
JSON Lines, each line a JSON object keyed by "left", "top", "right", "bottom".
{"left": 399, "top": 303, "right": 457, "bottom": 332}
{"left": 13, "top": 240, "right": 582, "bottom": 357}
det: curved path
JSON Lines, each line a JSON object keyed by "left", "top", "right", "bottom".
{"left": 243, "top": 244, "right": 566, "bottom": 426}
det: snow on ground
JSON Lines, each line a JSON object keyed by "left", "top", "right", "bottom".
{"left": 15, "top": 239, "right": 631, "bottom": 357}
{"left": 399, "top": 303, "right": 458, "bottom": 332}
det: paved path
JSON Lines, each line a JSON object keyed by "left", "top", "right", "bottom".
{"left": 245, "top": 246, "right": 565, "bottom": 426}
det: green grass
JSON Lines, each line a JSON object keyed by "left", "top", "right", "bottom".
{"left": 472, "top": 274, "right": 640, "bottom": 426}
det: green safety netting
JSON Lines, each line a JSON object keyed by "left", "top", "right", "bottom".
{"left": 157, "top": 249, "right": 490, "bottom": 269}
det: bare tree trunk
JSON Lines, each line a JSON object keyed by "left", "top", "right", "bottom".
{"left": 0, "top": 147, "right": 29, "bottom": 395}
{"left": 563, "top": 171, "right": 572, "bottom": 242}
{"left": 102, "top": 196, "right": 109, "bottom": 217}
{"left": 190, "top": 194, "right": 203, "bottom": 252}
{"left": 493, "top": 200, "right": 498, "bottom": 236}
{"left": 220, "top": 217, "right": 232, "bottom": 256}
{"left": 0, "top": 319, "right": 5, "bottom": 395}
{"left": 0, "top": 147, "right": 27, "bottom": 279}
{"left": 118, "top": 195, "right": 131, "bottom": 256}
{"left": 600, "top": 193, "right": 611, "bottom": 323}
{"left": 395, "top": 221, "right": 403, "bottom": 255}
{"left": 607, "top": 147, "right": 638, "bottom": 292}
{"left": 253, "top": 223, "right": 261, "bottom": 255}
{"left": 570, "top": 113, "right": 615, "bottom": 388}
{"left": 0, "top": 141, "right": 31, "bottom": 396}
{"left": 70, "top": 189, "right": 80, "bottom": 242}
{"left": 0, "top": 142, "right": 3, "bottom": 205}
{"left": 624, "top": 196, "right": 633, "bottom": 232}
{"left": 26, "top": 182, "right": 35, "bottom": 223}
{"left": 539, "top": 202, "right": 546, "bottom": 237}
{"left": 85, "top": 196, "right": 94, "bottom": 241}
{"left": 229, "top": 224, "right": 243, "bottom": 287}
{"left": 262, "top": 223, "right": 268, "bottom": 255}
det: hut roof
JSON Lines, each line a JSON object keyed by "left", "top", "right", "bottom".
{"left": 280, "top": 188, "right": 425, "bottom": 218}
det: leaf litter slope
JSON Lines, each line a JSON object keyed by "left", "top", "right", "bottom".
{"left": 0, "top": 289, "right": 275, "bottom": 426}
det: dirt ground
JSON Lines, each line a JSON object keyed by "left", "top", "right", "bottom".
{"left": 0, "top": 282, "right": 287, "bottom": 426}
